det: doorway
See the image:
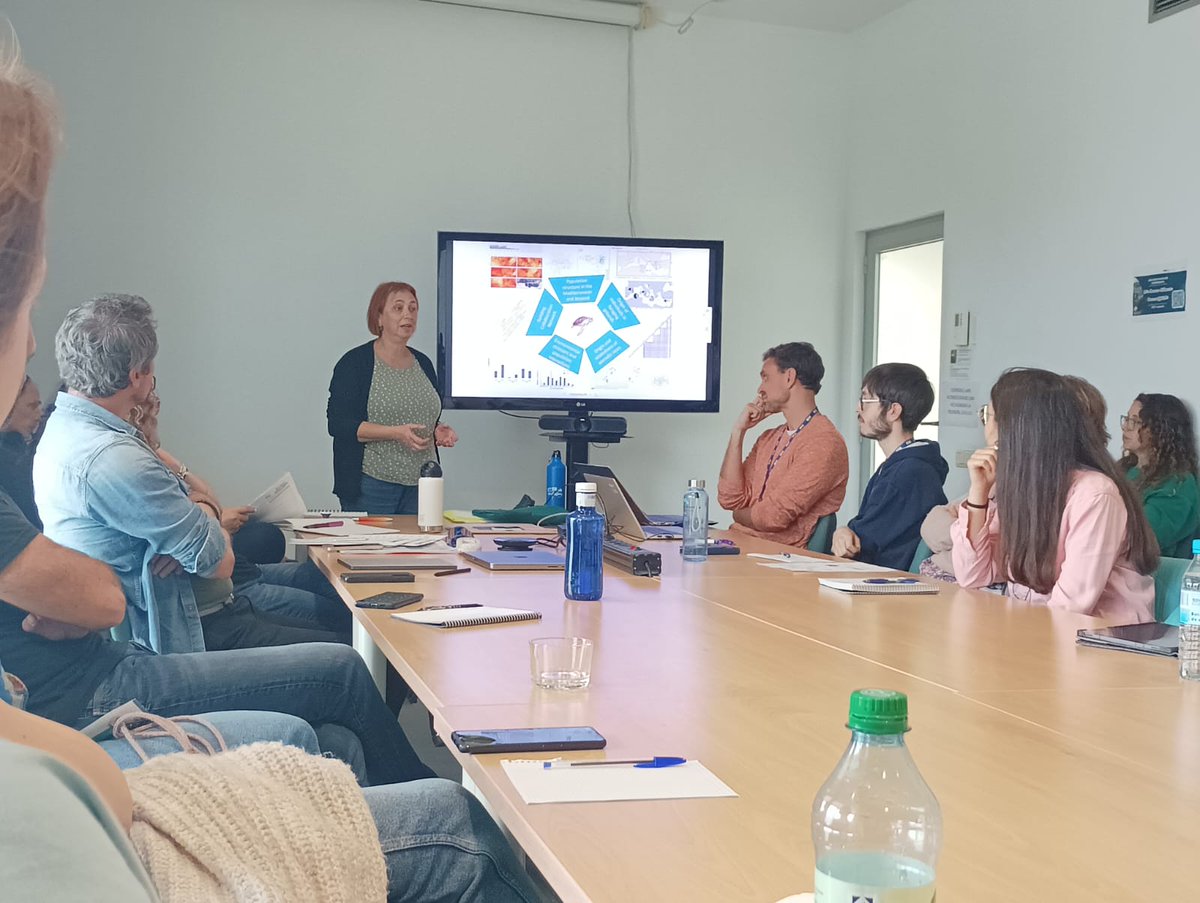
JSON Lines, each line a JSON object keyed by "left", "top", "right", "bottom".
{"left": 861, "top": 215, "right": 944, "bottom": 482}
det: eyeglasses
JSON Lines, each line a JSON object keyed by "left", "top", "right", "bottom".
{"left": 858, "top": 396, "right": 884, "bottom": 409}
{"left": 1119, "top": 414, "right": 1143, "bottom": 430}
{"left": 978, "top": 404, "right": 991, "bottom": 426}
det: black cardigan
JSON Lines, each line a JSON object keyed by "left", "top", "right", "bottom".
{"left": 326, "top": 341, "right": 441, "bottom": 500}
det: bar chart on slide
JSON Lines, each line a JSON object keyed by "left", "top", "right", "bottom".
{"left": 489, "top": 362, "right": 575, "bottom": 389}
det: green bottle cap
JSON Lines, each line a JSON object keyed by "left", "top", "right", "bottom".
{"left": 847, "top": 688, "right": 910, "bottom": 734}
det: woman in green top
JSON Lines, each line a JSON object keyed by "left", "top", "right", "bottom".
{"left": 1118, "top": 393, "right": 1200, "bottom": 559}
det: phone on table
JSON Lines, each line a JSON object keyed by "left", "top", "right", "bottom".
{"left": 341, "top": 572, "right": 415, "bottom": 584}
{"left": 451, "top": 726, "right": 607, "bottom": 754}
{"left": 355, "top": 591, "right": 424, "bottom": 610}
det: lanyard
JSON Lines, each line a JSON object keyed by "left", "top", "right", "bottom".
{"left": 757, "top": 408, "right": 819, "bottom": 502}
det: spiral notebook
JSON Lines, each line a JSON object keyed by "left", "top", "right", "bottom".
{"left": 817, "top": 577, "right": 939, "bottom": 595}
{"left": 391, "top": 606, "right": 542, "bottom": 628}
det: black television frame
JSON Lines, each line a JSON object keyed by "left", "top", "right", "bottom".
{"left": 436, "top": 230, "right": 724, "bottom": 414}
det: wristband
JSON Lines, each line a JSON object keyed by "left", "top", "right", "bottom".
{"left": 963, "top": 499, "right": 989, "bottom": 510}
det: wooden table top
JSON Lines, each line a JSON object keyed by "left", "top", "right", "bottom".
{"left": 311, "top": 520, "right": 1195, "bottom": 902}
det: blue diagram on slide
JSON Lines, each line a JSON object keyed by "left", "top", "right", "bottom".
{"left": 539, "top": 335, "right": 585, "bottom": 374}
{"left": 526, "top": 290, "right": 562, "bottom": 336}
{"left": 548, "top": 275, "right": 603, "bottom": 305}
{"left": 530, "top": 277, "right": 641, "bottom": 373}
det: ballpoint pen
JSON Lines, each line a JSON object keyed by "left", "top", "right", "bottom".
{"left": 543, "top": 756, "right": 687, "bottom": 769}
{"left": 434, "top": 567, "right": 472, "bottom": 577}
{"left": 302, "top": 520, "right": 343, "bottom": 529}
{"left": 419, "top": 603, "right": 483, "bottom": 611}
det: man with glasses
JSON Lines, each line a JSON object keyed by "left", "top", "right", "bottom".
{"left": 718, "top": 342, "right": 848, "bottom": 549}
{"left": 831, "top": 363, "right": 948, "bottom": 570}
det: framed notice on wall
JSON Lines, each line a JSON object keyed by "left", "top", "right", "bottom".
{"left": 1132, "top": 270, "right": 1186, "bottom": 317}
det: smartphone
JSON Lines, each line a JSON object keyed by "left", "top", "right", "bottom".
{"left": 451, "top": 726, "right": 607, "bottom": 754}
{"left": 355, "top": 591, "right": 424, "bottom": 610}
{"left": 341, "top": 572, "right": 415, "bottom": 584}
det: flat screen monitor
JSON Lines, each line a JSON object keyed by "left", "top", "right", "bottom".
{"left": 437, "top": 231, "right": 723, "bottom": 412}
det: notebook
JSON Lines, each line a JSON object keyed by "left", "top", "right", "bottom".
{"left": 338, "top": 553, "right": 461, "bottom": 571}
{"left": 1076, "top": 623, "right": 1179, "bottom": 657}
{"left": 392, "top": 606, "right": 542, "bottom": 628}
{"left": 817, "top": 577, "right": 939, "bottom": 595}
{"left": 460, "top": 550, "right": 566, "bottom": 571}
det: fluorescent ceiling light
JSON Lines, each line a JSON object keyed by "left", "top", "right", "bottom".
{"left": 419, "top": 0, "right": 645, "bottom": 27}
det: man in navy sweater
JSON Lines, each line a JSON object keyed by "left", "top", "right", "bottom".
{"left": 832, "top": 363, "right": 949, "bottom": 571}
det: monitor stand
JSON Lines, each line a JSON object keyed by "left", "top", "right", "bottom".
{"left": 538, "top": 412, "right": 628, "bottom": 508}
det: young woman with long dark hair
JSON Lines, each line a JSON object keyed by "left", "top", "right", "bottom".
{"left": 1117, "top": 393, "right": 1200, "bottom": 559}
{"left": 951, "top": 368, "right": 1157, "bottom": 622}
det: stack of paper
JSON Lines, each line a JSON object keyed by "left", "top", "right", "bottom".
{"left": 748, "top": 554, "right": 891, "bottom": 574}
{"left": 499, "top": 759, "right": 737, "bottom": 804}
{"left": 249, "top": 473, "right": 307, "bottom": 523}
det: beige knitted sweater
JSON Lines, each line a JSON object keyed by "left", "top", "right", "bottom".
{"left": 125, "top": 742, "right": 387, "bottom": 903}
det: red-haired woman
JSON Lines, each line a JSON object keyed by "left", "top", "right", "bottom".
{"left": 327, "top": 282, "right": 457, "bottom": 514}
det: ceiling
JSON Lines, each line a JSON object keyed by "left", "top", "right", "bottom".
{"left": 641, "top": 0, "right": 916, "bottom": 33}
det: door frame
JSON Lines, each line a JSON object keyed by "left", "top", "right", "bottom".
{"left": 860, "top": 213, "right": 944, "bottom": 490}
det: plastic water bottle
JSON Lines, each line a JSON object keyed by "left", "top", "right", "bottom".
{"left": 682, "top": 478, "right": 709, "bottom": 562}
{"left": 564, "top": 482, "right": 605, "bottom": 601}
{"left": 546, "top": 450, "right": 566, "bottom": 508}
{"left": 1179, "top": 540, "right": 1200, "bottom": 680}
{"left": 812, "top": 689, "right": 941, "bottom": 903}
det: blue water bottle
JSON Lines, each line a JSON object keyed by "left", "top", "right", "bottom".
{"left": 682, "top": 478, "right": 709, "bottom": 562}
{"left": 546, "top": 450, "right": 566, "bottom": 508}
{"left": 564, "top": 482, "right": 605, "bottom": 601}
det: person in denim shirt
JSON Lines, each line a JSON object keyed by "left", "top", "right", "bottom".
{"left": 35, "top": 295, "right": 340, "bottom": 654}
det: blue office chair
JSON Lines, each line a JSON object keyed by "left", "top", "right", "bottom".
{"left": 1153, "top": 556, "right": 1188, "bottom": 626}
{"left": 807, "top": 513, "right": 837, "bottom": 555}
{"left": 908, "top": 538, "right": 933, "bottom": 575}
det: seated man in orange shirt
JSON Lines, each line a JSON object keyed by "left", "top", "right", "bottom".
{"left": 718, "top": 343, "right": 848, "bottom": 548}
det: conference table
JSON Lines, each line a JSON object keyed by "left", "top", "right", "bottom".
{"left": 310, "top": 522, "right": 1197, "bottom": 902}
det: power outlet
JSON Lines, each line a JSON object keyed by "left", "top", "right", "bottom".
{"left": 955, "top": 449, "right": 972, "bottom": 469}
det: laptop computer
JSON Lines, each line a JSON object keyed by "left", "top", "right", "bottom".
{"left": 338, "top": 554, "right": 460, "bottom": 571}
{"left": 460, "top": 550, "right": 566, "bottom": 571}
{"left": 573, "top": 464, "right": 683, "bottom": 542}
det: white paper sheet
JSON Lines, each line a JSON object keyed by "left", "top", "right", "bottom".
{"left": 285, "top": 519, "right": 408, "bottom": 537}
{"left": 249, "top": 472, "right": 307, "bottom": 523}
{"left": 748, "top": 554, "right": 891, "bottom": 574}
{"left": 500, "top": 759, "right": 737, "bottom": 804}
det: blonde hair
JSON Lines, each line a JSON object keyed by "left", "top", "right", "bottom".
{"left": 0, "top": 31, "right": 58, "bottom": 339}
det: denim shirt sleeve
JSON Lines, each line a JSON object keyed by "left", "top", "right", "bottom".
{"left": 86, "top": 440, "right": 227, "bottom": 577}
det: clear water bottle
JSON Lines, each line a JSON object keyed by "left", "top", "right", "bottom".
{"left": 564, "top": 482, "right": 605, "bottom": 601}
{"left": 812, "top": 689, "right": 941, "bottom": 903}
{"left": 682, "top": 478, "right": 709, "bottom": 562}
{"left": 1179, "top": 540, "right": 1200, "bottom": 681}
{"left": 546, "top": 450, "right": 566, "bottom": 508}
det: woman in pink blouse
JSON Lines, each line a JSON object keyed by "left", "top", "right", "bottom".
{"left": 951, "top": 369, "right": 1157, "bottom": 622}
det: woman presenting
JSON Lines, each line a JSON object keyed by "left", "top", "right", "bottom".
{"left": 327, "top": 282, "right": 457, "bottom": 514}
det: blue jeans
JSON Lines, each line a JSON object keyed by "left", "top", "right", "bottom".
{"left": 99, "top": 710, "right": 319, "bottom": 768}
{"left": 365, "top": 780, "right": 544, "bottom": 902}
{"left": 83, "top": 644, "right": 432, "bottom": 786}
{"left": 100, "top": 712, "right": 368, "bottom": 783}
{"left": 348, "top": 473, "right": 419, "bottom": 515}
{"left": 236, "top": 559, "right": 351, "bottom": 637}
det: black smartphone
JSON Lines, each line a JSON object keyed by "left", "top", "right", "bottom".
{"left": 451, "top": 726, "right": 607, "bottom": 754}
{"left": 355, "top": 591, "right": 424, "bottom": 610}
{"left": 341, "top": 572, "right": 415, "bottom": 584}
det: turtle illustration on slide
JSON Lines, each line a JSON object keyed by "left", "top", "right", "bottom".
{"left": 571, "top": 315, "right": 593, "bottom": 335}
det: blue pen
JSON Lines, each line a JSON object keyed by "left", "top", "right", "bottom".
{"left": 863, "top": 578, "right": 919, "bottom": 584}
{"left": 543, "top": 756, "right": 687, "bottom": 769}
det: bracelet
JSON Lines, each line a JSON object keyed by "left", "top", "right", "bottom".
{"left": 963, "top": 499, "right": 989, "bottom": 510}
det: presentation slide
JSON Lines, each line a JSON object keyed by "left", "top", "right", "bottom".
{"left": 447, "top": 239, "right": 714, "bottom": 403}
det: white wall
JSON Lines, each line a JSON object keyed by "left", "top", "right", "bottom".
{"left": 9, "top": 0, "right": 849, "bottom": 517}
{"left": 844, "top": 0, "right": 1200, "bottom": 500}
